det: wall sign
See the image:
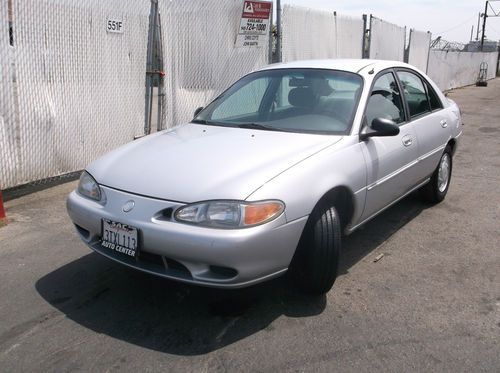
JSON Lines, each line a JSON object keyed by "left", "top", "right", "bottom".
{"left": 235, "top": 0, "right": 272, "bottom": 48}
{"left": 106, "top": 18, "right": 123, "bottom": 34}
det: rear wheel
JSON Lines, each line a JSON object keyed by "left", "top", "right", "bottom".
{"left": 420, "top": 145, "right": 452, "bottom": 203}
{"left": 289, "top": 203, "right": 341, "bottom": 295}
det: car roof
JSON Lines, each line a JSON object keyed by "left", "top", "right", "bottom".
{"left": 259, "top": 59, "right": 417, "bottom": 75}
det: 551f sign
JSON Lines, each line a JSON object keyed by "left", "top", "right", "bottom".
{"left": 235, "top": 0, "right": 272, "bottom": 48}
{"left": 106, "top": 18, "right": 123, "bottom": 34}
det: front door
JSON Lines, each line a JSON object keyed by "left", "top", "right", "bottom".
{"left": 360, "top": 71, "right": 420, "bottom": 221}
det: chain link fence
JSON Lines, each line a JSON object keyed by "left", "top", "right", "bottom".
{"left": 1, "top": 1, "right": 498, "bottom": 192}
{"left": 1, "top": 0, "right": 269, "bottom": 190}
{"left": 368, "top": 16, "right": 406, "bottom": 61}
{"left": 1, "top": 0, "right": 150, "bottom": 190}
{"left": 158, "top": 0, "right": 269, "bottom": 128}
{"left": 407, "top": 29, "right": 432, "bottom": 72}
{"left": 281, "top": 5, "right": 363, "bottom": 62}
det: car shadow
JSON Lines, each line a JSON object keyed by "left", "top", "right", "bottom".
{"left": 35, "top": 193, "right": 428, "bottom": 355}
{"left": 340, "top": 192, "right": 428, "bottom": 275}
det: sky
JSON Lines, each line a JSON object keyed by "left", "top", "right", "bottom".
{"left": 284, "top": 0, "right": 500, "bottom": 43}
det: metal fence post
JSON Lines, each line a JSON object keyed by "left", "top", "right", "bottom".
{"left": 405, "top": 28, "right": 410, "bottom": 63}
{"left": 144, "top": 0, "right": 156, "bottom": 135}
{"left": 426, "top": 31, "right": 432, "bottom": 74}
{"left": 496, "top": 45, "right": 500, "bottom": 76}
{"left": 268, "top": 2, "right": 274, "bottom": 64}
{"left": 276, "top": 0, "right": 282, "bottom": 62}
{"left": 155, "top": 11, "right": 164, "bottom": 131}
{"left": 362, "top": 14, "right": 371, "bottom": 59}
{"left": 0, "top": 191, "right": 7, "bottom": 226}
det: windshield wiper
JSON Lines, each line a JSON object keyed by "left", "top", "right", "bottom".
{"left": 236, "top": 122, "right": 283, "bottom": 132}
{"left": 191, "top": 119, "right": 224, "bottom": 126}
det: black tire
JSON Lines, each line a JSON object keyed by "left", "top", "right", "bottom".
{"left": 420, "top": 145, "right": 452, "bottom": 204}
{"left": 289, "top": 203, "right": 341, "bottom": 295}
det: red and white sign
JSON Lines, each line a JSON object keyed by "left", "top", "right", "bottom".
{"left": 235, "top": 0, "right": 272, "bottom": 48}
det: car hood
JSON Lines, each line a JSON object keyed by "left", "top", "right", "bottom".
{"left": 87, "top": 124, "right": 342, "bottom": 202}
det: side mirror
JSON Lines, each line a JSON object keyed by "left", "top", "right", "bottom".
{"left": 193, "top": 107, "right": 204, "bottom": 117}
{"left": 360, "top": 117, "right": 400, "bottom": 140}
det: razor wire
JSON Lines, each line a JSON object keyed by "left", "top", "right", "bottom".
{"left": 430, "top": 37, "right": 466, "bottom": 51}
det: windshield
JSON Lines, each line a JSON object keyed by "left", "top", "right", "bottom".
{"left": 193, "top": 68, "right": 363, "bottom": 135}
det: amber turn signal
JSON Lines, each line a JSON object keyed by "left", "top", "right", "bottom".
{"left": 243, "top": 201, "right": 284, "bottom": 226}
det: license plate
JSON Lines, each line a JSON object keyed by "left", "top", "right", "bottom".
{"left": 101, "top": 219, "right": 139, "bottom": 258}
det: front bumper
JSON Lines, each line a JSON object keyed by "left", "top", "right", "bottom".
{"left": 66, "top": 186, "right": 308, "bottom": 288}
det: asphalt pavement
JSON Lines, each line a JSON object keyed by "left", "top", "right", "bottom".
{"left": 0, "top": 79, "right": 499, "bottom": 372}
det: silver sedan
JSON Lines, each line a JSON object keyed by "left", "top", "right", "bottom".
{"left": 67, "top": 59, "right": 462, "bottom": 294}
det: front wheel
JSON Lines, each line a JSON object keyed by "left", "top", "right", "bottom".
{"left": 289, "top": 203, "right": 341, "bottom": 295}
{"left": 420, "top": 145, "right": 452, "bottom": 203}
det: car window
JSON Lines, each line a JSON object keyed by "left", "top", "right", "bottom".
{"left": 272, "top": 73, "right": 361, "bottom": 124}
{"left": 425, "top": 81, "right": 443, "bottom": 111}
{"left": 397, "top": 71, "right": 431, "bottom": 118}
{"left": 211, "top": 77, "right": 270, "bottom": 120}
{"left": 195, "top": 69, "right": 364, "bottom": 135}
{"left": 365, "top": 72, "right": 405, "bottom": 126}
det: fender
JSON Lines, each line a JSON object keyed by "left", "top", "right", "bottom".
{"left": 246, "top": 136, "right": 368, "bottom": 229}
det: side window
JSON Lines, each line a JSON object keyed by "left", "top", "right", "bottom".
{"left": 366, "top": 72, "right": 405, "bottom": 126}
{"left": 397, "top": 71, "right": 431, "bottom": 118}
{"left": 425, "top": 81, "right": 443, "bottom": 111}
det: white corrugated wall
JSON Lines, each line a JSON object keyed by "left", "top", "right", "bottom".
{"left": 427, "top": 50, "right": 499, "bottom": 90}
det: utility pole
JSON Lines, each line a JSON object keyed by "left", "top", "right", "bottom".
{"left": 481, "top": 1, "right": 488, "bottom": 51}
{"left": 476, "top": 12, "right": 481, "bottom": 40}
{"left": 480, "top": 0, "right": 500, "bottom": 51}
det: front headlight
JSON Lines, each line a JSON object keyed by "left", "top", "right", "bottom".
{"left": 77, "top": 171, "right": 102, "bottom": 201}
{"left": 174, "top": 200, "right": 284, "bottom": 228}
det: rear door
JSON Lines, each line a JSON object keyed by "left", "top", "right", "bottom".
{"left": 395, "top": 70, "right": 452, "bottom": 182}
{"left": 359, "top": 70, "right": 420, "bottom": 222}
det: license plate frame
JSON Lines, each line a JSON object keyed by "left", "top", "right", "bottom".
{"left": 101, "top": 219, "right": 139, "bottom": 258}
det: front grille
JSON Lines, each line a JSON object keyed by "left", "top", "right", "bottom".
{"left": 139, "top": 250, "right": 164, "bottom": 268}
{"left": 92, "top": 241, "right": 193, "bottom": 281}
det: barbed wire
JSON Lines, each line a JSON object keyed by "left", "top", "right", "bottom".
{"left": 430, "top": 37, "right": 465, "bottom": 51}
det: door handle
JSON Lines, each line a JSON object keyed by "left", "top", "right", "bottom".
{"left": 402, "top": 135, "right": 413, "bottom": 147}
{"left": 440, "top": 119, "right": 448, "bottom": 128}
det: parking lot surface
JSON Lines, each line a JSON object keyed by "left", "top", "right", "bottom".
{"left": 0, "top": 80, "right": 499, "bottom": 372}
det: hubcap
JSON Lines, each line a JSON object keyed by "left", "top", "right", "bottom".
{"left": 437, "top": 153, "right": 450, "bottom": 193}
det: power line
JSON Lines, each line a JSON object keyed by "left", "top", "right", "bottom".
{"left": 435, "top": 14, "right": 477, "bottom": 35}
{"left": 486, "top": 22, "right": 500, "bottom": 38}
